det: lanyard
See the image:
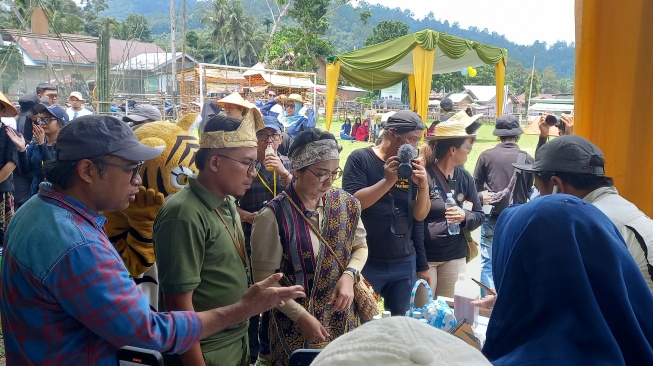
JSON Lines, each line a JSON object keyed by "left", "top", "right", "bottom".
{"left": 257, "top": 171, "right": 277, "bottom": 197}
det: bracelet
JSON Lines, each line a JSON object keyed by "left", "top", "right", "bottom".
{"left": 282, "top": 170, "right": 292, "bottom": 179}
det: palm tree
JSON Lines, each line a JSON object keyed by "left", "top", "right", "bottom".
{"left": 201, "top": 0, "right": 230, "bottom": 64}
{"left": 224, "top": 0, "right": 247, "bottom": 67}
{"left": 239, "top": 18, "right": 266, "bottom": 67}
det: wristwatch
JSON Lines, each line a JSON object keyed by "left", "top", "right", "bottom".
{"left": 345, "top": 267, "right": 361, "bottom": 284}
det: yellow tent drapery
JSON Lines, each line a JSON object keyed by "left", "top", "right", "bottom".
{"left": 575, "top": 0, "right": 653, "bottom": 216}
{"left": 325, "top": 29, "right": 508, "bottom": 130}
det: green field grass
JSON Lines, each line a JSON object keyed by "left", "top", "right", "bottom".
{"left": 317, "top": 118, "right": 539, "bottom": 188}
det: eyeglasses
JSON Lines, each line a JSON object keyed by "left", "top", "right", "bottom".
{"left": 37, "top": 117, "right": 59, "bottom": 125}
{"left": 268, "top": 93, "right": 276, "bottom": 97}
{"left": 307, "top": 167, "right": 342, "bottom": 183}
{"left": 461, "top": 144, "right": 473, "bottom": 152}
{"left": 217, "top": 155, "right": 261, "bottom": 175}
{"left": 45, "top": 94, "right": 58, "bottom": 99}
{"left": 99, "top": 161, "right": 144, "bottom": 182}
{"left": 284, "top": 103, "right": 295, "bottom": 109}
{"left": 256, "top": 133, "right": 281, "bottom": 142}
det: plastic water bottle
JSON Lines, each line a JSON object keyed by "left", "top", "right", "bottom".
{"left": 454, "top": 273, "right": 479, "bottom": 328}
{"left": 445, "top": 192, "right": 460, "bottom": 235}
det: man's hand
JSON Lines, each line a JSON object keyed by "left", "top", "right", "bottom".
{"left": 330, "top": 274, "right": 355, "bottom": 312}
{"left": 471, "top": 295, "right": 496, "bottom": 309}
{"left": 538, "top": 115, "right": 551, "bottom": 137}
{"left": 417, "top": 270, "right": 431, "bottom": 284}
{"left": 560, "top": 114, "right": 574, "bottom": 135}
{"left": 263, "top": 154, "right": 285, "bottom": 175}
{"left": 296, "top": 312, "right": 329, "bottom": 342}
{"left": 239, "top": 273, "right": 306, "bottom": 318}
{"left": 411, "top": 160, "right": 428, "bottom": 189}
{"left": 480, "top": 190, "right": 493, "bottom": 205}
{"left": 242, "top": 210, "right": 257, "bottom": 224}
{"left": 384, "top": 156, "right": 399, "bottom": 185}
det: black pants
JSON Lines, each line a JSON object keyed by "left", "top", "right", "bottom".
{"left": 248, "top": 311, "right": 270, "bottom": 362}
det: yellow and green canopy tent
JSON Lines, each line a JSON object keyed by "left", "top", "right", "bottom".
{"left": 325, "top": 29, "right": 509, "bottom": 131}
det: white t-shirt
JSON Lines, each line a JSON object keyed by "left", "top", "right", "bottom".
{"left": 66, "top": 107, "right": 93, "bottom": 120}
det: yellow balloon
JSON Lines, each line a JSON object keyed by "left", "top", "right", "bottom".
{"left": 469, "top": 68, "right": 478, "bottom": 77}
{"left": 467, "top": 66, "right": 474, "bottom": 74}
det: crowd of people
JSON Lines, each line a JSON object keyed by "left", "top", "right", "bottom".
{"left": 0, "top": 82, "right": 652, "bottom": 366}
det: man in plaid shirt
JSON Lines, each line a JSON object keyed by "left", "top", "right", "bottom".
{"left": 0, "top": 115, "right": 304, "bottom": 366}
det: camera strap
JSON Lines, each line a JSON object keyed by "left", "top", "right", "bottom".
{"left": 428, "top": 164, "right": 453, "bottom": 198}
{"left": 389, "top": 179, "right": 414, "bottom": 238}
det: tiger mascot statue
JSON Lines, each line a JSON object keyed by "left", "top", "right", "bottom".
{"left": 104, "top": 114, "right": 200, "bottom": 308}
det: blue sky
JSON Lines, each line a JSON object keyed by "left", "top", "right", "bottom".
{"left": 357, "top": 0, "right": 575, "bottom": 46}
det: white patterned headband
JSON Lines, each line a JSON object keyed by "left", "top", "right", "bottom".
{"left": 291, "top": 139, "right": 340, "bottom": 170}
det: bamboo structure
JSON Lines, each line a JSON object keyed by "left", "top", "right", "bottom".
{"left": 96, "top": 21, "right": 111, "bottom": 113}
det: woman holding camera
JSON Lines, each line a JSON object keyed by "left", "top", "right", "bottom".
{"left": 416, "top": 119, "right": 484, "bottom": 301}
{"left": 250, "top": 129, "right": 368, "bottom": 366}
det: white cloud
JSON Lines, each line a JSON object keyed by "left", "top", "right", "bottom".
{"left": 361, "top": 0, "right": 575, "bottom": 46}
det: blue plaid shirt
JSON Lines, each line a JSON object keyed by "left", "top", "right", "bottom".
{"left": 1, "top": 183, "right": 202, "bottom": 365}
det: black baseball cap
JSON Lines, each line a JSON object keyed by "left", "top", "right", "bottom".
{"left": 17, "top": 93, "right": 40, "bottom": 116}
{"left": 513, "top": 135, "right": 605, "bottom": 176}
{"left": 55, "top": 115, "right": 164, "bottom": 161}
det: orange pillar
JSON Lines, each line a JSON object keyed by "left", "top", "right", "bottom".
{"left": 575, "top": 0, "right": 653, "bottom": 215}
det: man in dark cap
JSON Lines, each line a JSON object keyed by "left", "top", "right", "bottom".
{"left": 0, "top": 114, "right": 305, "bottom": 365}
{"left": 512, "top": 135, "right": 653, "bottom": 294}
{"left": 473, "top": 114, "right": 534, "bottom": 295}
{"left": 343, "top": 110, "right": 431, "bottom": 316}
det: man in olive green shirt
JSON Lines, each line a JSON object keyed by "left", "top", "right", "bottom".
{"left": 154, "top": 111, "right": 265, "bottom": 366}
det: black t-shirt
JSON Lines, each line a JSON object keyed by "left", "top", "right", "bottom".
{"left": 473, "top": 142, "right": 535, "bottom": 213}
{"left": 424, "top": 165, "right": 484, "bottom": 262}
{"left": 343, "top": 147, "right": 428, "bottom": 271}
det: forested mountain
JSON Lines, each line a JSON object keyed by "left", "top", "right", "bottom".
{"left": 100, "top": 0, "right": 574, "bottom": 78}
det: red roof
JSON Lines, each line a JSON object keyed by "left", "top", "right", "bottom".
{"left": 11, "top": 32, "right": 164, "bottom": 66}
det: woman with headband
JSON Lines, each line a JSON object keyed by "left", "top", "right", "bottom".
{"left": 250, "top": 128, "right": 368, "bottom": 366}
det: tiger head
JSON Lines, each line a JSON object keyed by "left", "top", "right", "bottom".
{"left": 134, "top": 113, "right": 200, "bottom": 197}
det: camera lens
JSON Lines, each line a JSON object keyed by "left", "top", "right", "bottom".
{"left": 545, "top": 115, "right": 559, "bottom": 126}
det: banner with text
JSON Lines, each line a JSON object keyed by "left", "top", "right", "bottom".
{"left": 380, "top": 83, "right": 403, "bottom": 101}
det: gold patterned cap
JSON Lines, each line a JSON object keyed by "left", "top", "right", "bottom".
{"left": 199, "top": 108, "right": 264, "bottom": 148}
